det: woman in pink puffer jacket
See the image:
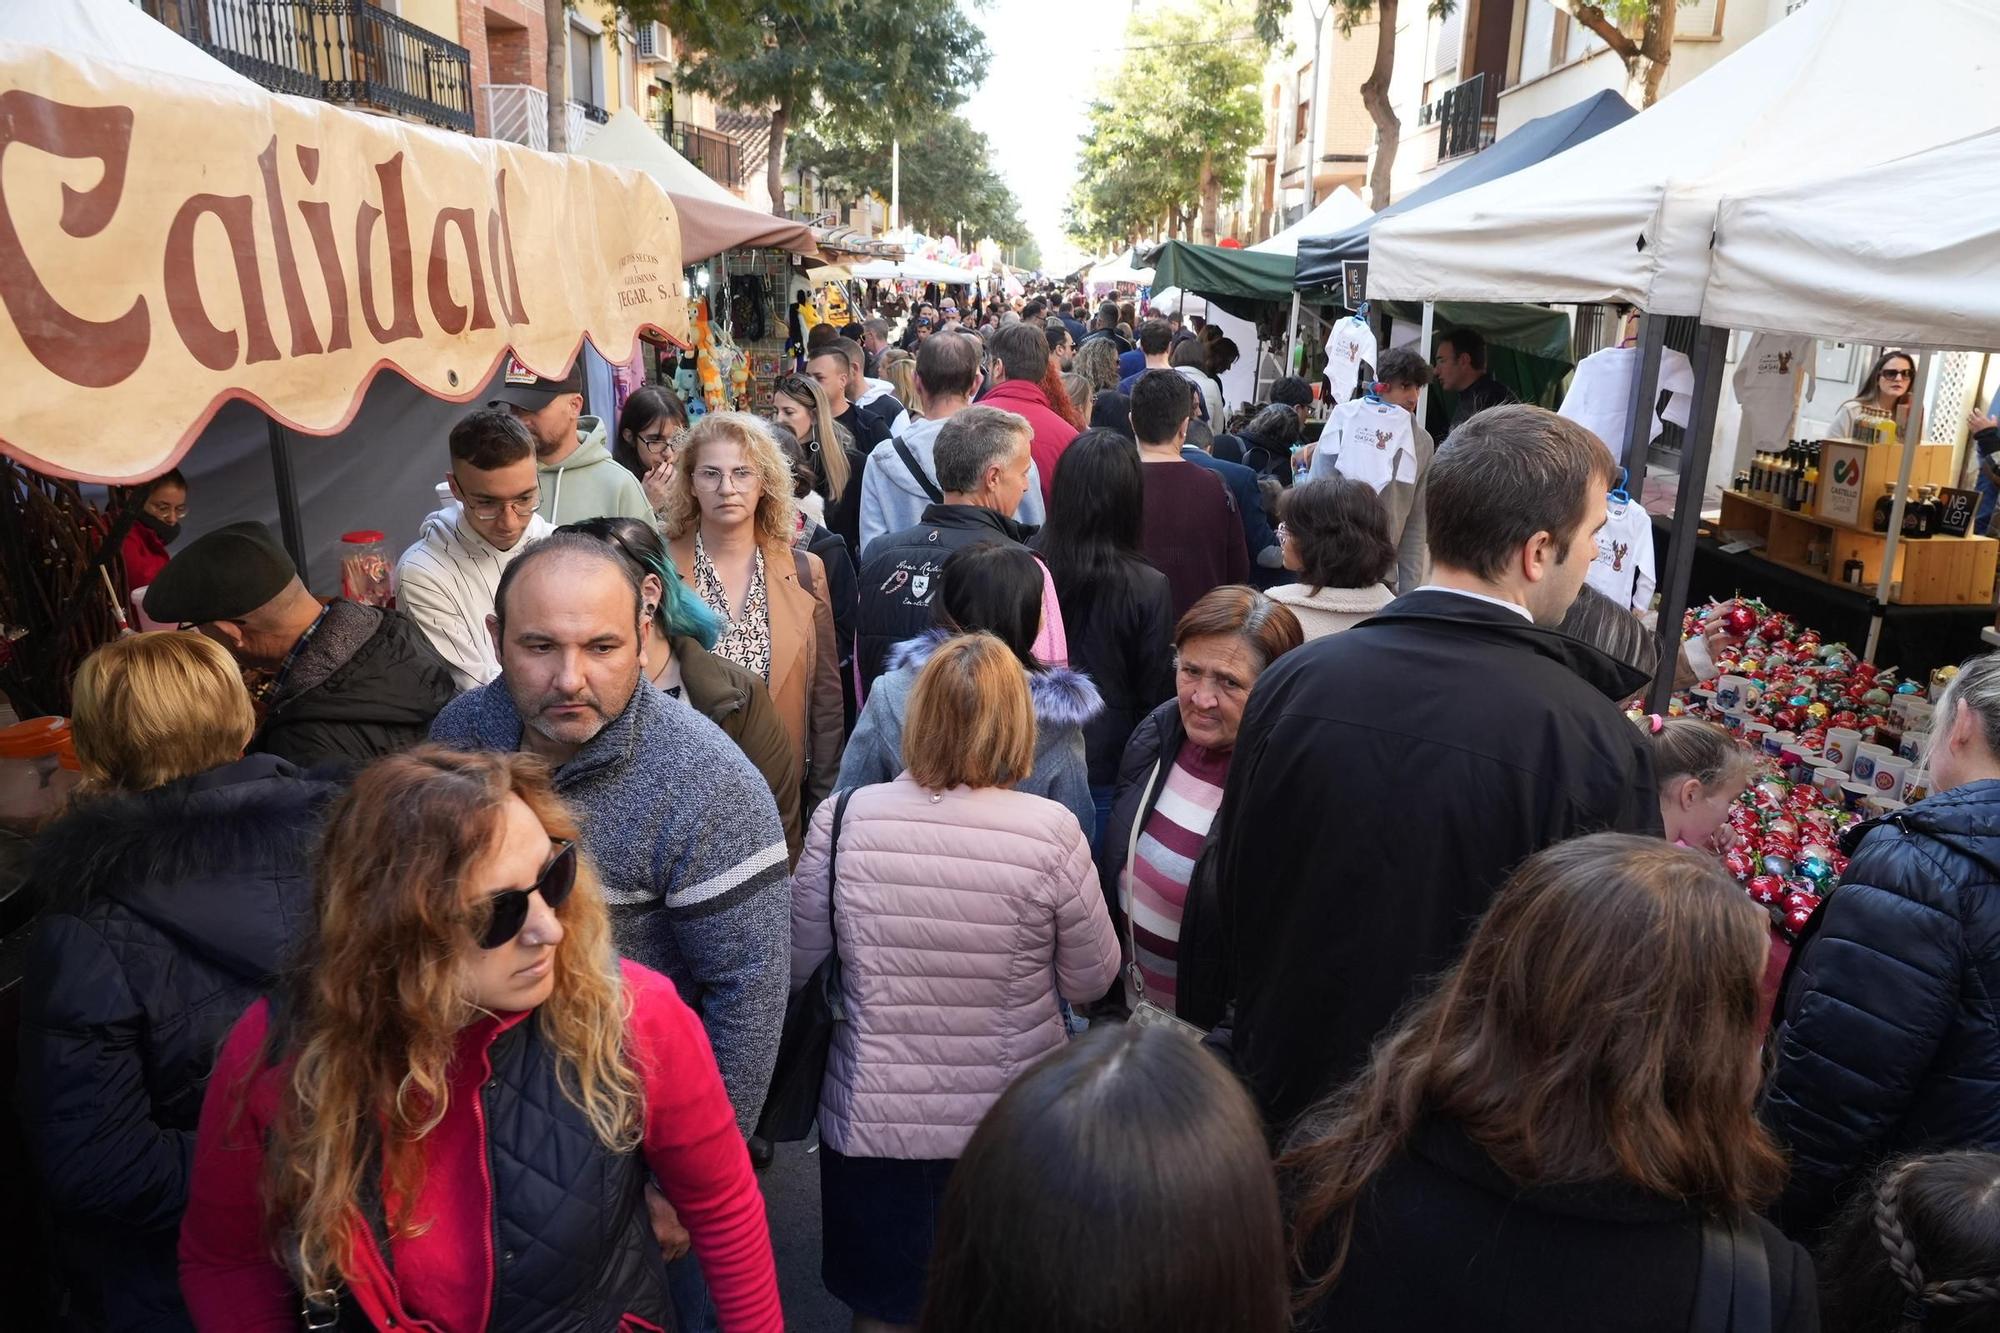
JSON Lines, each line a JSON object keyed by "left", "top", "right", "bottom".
{"left": 792, "top": 632, "right": 1121, "bottom": 1332}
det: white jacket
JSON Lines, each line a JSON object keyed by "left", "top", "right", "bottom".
{"left": 394, "top": 500, "right": 554, "bottom": 691}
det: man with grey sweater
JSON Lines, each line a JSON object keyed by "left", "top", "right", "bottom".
{"left": 429, "top": 532, "right": 789, "bottom": 1130}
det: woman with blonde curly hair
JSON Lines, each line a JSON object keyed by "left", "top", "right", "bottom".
{"left": 179, "top": 746, "right": 783, "bottom": 1332}
{"left": 666, "top": 412, "right": 844, "bottom": 808}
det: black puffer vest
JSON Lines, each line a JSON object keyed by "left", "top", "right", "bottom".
{"left": 329, "top": 1010, "right": 673, "bottom": 1331}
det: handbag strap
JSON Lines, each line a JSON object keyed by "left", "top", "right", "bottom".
{"left": 1691, "top": 1212, "right": 1772, "bottom": 1333}
{"left": 892, "top": 434, "right": 945, "bottom": 504}
{"left": 825, "top": 785, "right": 857, "bottom": 941}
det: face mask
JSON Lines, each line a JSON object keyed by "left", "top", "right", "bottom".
{"left": 138, "top": 512, "right": 181, "bottom": 544}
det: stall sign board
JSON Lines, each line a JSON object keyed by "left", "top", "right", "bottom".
{"left": 1819, "top": 441, "right": 1868, "bottom": 526}
{"left": 1938, "top": 486, "right": 1979, "bottom": 537}
{"left": 1342, "top": 261, "right": 1369, "bottom": 311}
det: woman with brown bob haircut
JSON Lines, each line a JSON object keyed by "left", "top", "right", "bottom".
{"left": 1283, "top": 833, "right": 1818, "bottom": 1333}
{"left": 179, "top": 746, "right": 782, "bottom": 1331}
{"left": 791, "top": 633, "right": 1119, "bottom": 1331}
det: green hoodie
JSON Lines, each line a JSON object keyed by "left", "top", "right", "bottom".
{"left": 536, "top": 416, "right": 655, "bottom": 527}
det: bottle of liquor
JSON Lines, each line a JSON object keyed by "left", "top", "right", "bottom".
{"left": 1901, "top": 487, "right": 1928, "bottom": 539}
{"left": 1802, "top": 450, "right": 1820, "bottom": 513}
{"left": 1914, "top": 486, "right": 1941, "bottom": 538}
{"left": 1842, "top": 550, "right": 1865, "bottom": 585}
{"left": 1749, "top": 450, "right": 1768, "bottom": 497}
{"left": 1873, "top": 484, "right": 1897, "bottom": 533}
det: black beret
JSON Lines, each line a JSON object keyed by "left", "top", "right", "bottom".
{"left": 142, "top": 520, "right": 297, "bottom": 624}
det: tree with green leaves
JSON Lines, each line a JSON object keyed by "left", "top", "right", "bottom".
{"left": 1062, "top": 0, "right": 1264, "bottom": 249}
{"left": 668, "top": 0, "right": 986, "bottom": 210}
{"left": 1545, "top": 1, "right": 1684, "bottom": 107}
{"left": 792, "top": 114, "right": 1032, "bottom": 250}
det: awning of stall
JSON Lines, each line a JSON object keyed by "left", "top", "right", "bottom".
{"left": 1085, "top": 248, "right": 1154, "bottom": 287}
{"left": 851, "top": 257, "right": 977, "bottom": 284}
{"left": 577, "top": 108, "right": 815, "bottom": 264}
{"left": 0, "top": 40, "right": 689, "bottom": 486}
{"left": 1293, "top": 91, "right": 1633, "bottom": 287}
{"left": 1702, "top": 128, "right": 2000, "bottom": 351}
{"left": 1365, "top": 0, "right": 2000, "bottom": 311}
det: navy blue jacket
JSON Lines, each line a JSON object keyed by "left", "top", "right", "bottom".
{"left": 15, "top": 755, "right": 334, "bottom": 1331}
{"left": 1183, "top": 446, "right": 1277, "bottom": 576}
{"left": 1765, "top": 779, "right": 2000, "bottom": 1235}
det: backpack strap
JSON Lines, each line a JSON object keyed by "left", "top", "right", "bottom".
{"left": 891, "top": 434, "right": 945, "bottom": 504}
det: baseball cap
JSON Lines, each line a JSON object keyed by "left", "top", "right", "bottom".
{"left": 487, "top": 355, "right": 584, "bottom": 411}
{"left": 142, "top": 520, "right": 298, "bottom": 624}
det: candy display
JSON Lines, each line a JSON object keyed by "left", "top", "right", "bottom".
{"left": 338, "top": 530, "right": 394, "bottom": 608}
{"left": 1665, "top": 598, "right": 1947, "bottom": 944}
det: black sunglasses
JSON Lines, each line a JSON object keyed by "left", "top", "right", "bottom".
{"left": 476, "top": 840, "right": 577, "bottom": 949}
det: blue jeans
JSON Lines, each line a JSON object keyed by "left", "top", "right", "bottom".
{"left": 666, "top": 1252, "right": 718, "bottom": 1333}
{"left": 1089, "top": 783, "right": 1115, "bottom": 864}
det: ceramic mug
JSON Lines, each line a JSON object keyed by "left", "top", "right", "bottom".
{"left": 1871, "top": 755, "right": 1911, "bottom": 796}
{"left": 1823, "top": 727, "right": 1862, "bottom": 771}
{"left": 1852, "top": 743, "right": 1893, "bottom": 784}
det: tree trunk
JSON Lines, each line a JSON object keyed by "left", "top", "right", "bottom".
{"left": 1198, "top": 149, "right": 1219, "bottom": 245}
{"left": 1358, "top": 0, "right": 1400, "bottom": 212}
{"left": 766, "top": 97, "right": 791, "bottom": 214}
{"left": 543, "top": 0, "right": 566, "bottom": 152}
{"left": 1632, "top": 0, "right": 1675, "bottom": 107}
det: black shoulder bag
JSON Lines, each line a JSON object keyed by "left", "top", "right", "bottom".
{"left": 1690, "top": 1211, "right": 1772, "bottom": 1333}
{"left": 891, "top": 435, "right": 945, "bottom": 504}
{"left": 753, "top": 786, "right": 858, "bottom": 1143}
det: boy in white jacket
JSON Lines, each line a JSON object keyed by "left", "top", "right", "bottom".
{"left": 395, "top": 410, "right": 554, "bottom": 691}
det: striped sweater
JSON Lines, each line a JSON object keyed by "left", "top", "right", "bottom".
{"left": 430, "top": 677, "right": 790, "bottom": 1130}
{"left": 1127, "top": 742, "right": 1231, "bottom": 1010}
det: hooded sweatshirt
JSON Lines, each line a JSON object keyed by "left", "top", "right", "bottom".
{"left": 395, "top": 499, "right": 555, "bottom": 691}
{"left": 836, "top": 627, "right": 1102, "bottom": 833}
{"left": 536, "top": 416, "right": 654, "bottom": 527}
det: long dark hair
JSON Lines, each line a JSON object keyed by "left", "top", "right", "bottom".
{"left": 1821, "top": 1152, "right": 2000, "bottom": 1333}
{"left": 920, "top": 1024, "right": 1288, "bottom": 1333}
{"left": 1854, "top": 348, "right": 1917, "bottom": 416}
{"left": 1033, "top": 429, "right": 1148, "bottom": 624}
{"left": 611, "top": 385, "right": 688, "bottom": 481}
{"left": 935, "top": 542, "right": 1044, "bottom": 672}
{"left": 1283, "top": 833, "right": 1784, "bottom": 1306}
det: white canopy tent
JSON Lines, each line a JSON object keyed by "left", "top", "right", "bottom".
{"left": 1703, "top": 128, "right": 2000, "bottom": 351}
{"left": 850, "top": 257, "right": 978, "bottom": 284}
{"left": 1368, "top": 0, "right": 2000, "bottom": 314}
{"left": 1086, "top": 248, "right": 1155, "bottom": 288}
{"left": 3, "top": 0, "right": 251, "bottom": 85}
{"left": 577, "top": 108, "right": 816, "bottom": 264}
{"left": 1246, "top": 187, "right": 1370, "bottom": 257}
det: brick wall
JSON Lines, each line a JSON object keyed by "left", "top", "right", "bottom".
{"left": 459, "top": 0, "right": 548, "bottom": 136}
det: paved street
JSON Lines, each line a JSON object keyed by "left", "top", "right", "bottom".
{"left": 757, "top": 1139, "right": 850, "bottom": 1332}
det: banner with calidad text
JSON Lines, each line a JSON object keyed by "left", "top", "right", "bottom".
{"left": 0, "top": 41, "right": 689, "bottom": 483}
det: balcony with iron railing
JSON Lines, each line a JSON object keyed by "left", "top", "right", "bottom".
{"left": 1418, "top": 70, "right": 1498, "bottom": 163}
{"left": 485, "top": 85, "right": 606, "bottom": 151}
{"left": 142, "top": 0, "right": 474, "bottom": 132}
{"left": 669, "top": 121, "right": 744, "bottom": 190}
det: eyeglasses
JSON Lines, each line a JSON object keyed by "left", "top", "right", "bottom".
{"left": 476, "top": 840, "right": 577, "bottom": 949}
{"left": 465, "top": 494, "right": 541, "bottom": 520}
{"left": 635, "top": 430, "right": 679, "bottom": 454}
{"left": 1880, "top": 368, "right": 1914, "bottom": 380}
{"left": 694, "top": 466, "right": 759, "bottom": 492}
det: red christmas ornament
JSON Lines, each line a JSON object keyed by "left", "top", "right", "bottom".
{"left": 1724, "top": 605, "right": 1758, "bottom": 637}
{"left": 1759, "top": 615, "right": 1789, "bottom": 641}
{"left": 1748, "top": 874, "right": 1785, "bottom": 904}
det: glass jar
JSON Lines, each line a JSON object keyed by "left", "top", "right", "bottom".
{"left": 339, "top": 530, "right": 395, "bottom": 607}
{"left": 0, "top": 716, "right": 79, "bottom": 833}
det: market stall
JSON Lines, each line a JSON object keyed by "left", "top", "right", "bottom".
{"left": 1364, "top": 0, "right": 2000, "bottom": 707}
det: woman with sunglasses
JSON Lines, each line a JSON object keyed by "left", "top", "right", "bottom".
{"left": 612, "top": 384, "right": 692, "bottom": 523}
{"left": 770, "top": 373, "right": 867, "bottom": 555}
{"left": 1830, "top": 349, "right": 1918, "bottom": 442}
{"left": 180, "top": 747, "right": 784, "bottom": 1332}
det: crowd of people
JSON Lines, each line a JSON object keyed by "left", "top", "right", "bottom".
{"left": 13, "top": 285, "right": 2000, "bottom": 1333}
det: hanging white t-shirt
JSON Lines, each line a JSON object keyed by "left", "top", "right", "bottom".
{"left": 1308, "top": 396, "right": 1417, "bottom": 492}
{"left": 1558, "top": 346, "right": 1695, "bottom": 458}
{"left": 1325, "top": 317, "right": 1378, "bottom": 400}
{"left": 1732, "top": 333, "right": 1816, "bottom": 455}
{"left": 1585, "top": 494, "right": 1657, "bottom": 612}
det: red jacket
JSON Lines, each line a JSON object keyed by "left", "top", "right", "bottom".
{"left": 119, "top": 521, "right": 170, "bottom": 593}
{"left": 179, "top": 960, "right": 782, "bottom": 1333}
{"left": 983, "top": 377, "right": 1080, "bottom": 504}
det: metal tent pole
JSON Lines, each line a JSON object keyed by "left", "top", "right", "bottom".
{"left": 1286, "top": 290, "right": 1303, "bottom": 377}
{"left": 1417, "top": 300, "right": 1435, "bottom": 423}
{"left": 267, "top": 419, "right": 309, "bottom": 583}
{"left": 1620, "top": 312, "right": 1666, "bottom": 488}
{"left": 1648, "top": 323, "right": 1729, "bottom": 714}
{"left": 1863, "top": 350, "right": 1933, "bottom": 662}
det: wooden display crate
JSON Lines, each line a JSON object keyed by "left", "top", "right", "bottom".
{"left": 1815, "top": 437, "right": 1955, "bottom": 526}
{"left": 1718, "top": 490, "right": 1997, "bottom": 607}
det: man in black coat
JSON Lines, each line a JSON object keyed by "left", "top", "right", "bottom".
{"left": 1764, "top": 655, "right": 2000, "bottom": 1237}
{"left": 1211, "top": 404, "right": 1660, "bottom": 1130}
{"left": 853, "top": 405, "right": 1044, "bottom": 691}
{"left": 145, "top": 521, "right": 457, "bottom": 770}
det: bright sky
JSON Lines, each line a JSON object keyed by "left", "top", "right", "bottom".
{"left": 959, "top": 0, "right": 1134, "bottom": 274}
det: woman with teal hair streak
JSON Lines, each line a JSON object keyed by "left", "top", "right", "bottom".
{"left": 559, "top": 516, "right": 804, "bottom": 861}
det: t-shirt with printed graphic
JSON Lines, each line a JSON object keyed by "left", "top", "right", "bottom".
{"left": 1326, "top": 318, "right": 1379, "bottom": 401}
{"left": 1584, "top": 494, "right": 1657, "bottom": 612}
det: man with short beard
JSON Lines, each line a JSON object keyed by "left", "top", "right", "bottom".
{"left": 428, "top": 531, "right": 789, "bottom": 1137}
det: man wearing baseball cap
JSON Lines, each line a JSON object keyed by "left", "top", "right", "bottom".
{"left": 487, "top": 356, "right": 652, "bottom": 527}
{"left": 144, "top": 521, "right": 457, "bottom": 769}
